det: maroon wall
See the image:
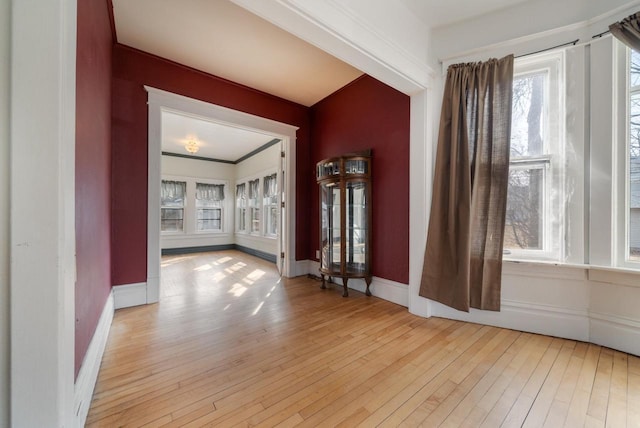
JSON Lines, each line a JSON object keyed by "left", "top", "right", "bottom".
{"left": 111, "top": 45, "right": 311, "bottom": 285}
{"left": 75, "top": 0, "right": 113, "bottom": 377}
{"left": 310, "top": 76, "right": 410, "bottom": 284}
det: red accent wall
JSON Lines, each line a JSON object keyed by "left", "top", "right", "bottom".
{"left": 310, "top": 76, "right": 410, "bottom": 284}
{"left": 75, "top": 0, "right": 113, "bottom": 377}
{"left": 111, "top": 45, "right": 311, "bottom": 285}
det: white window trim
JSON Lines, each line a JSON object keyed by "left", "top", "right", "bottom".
{"left": 160, "top": 179, "right": 187, "bottom": 235}
{"left": 237, "top": 168, "right": 278, "bottom": 239}
{"left": 263, "top": 172, "right": 279, "bottom": 239}
{"left": 161, "top": 174, "right": 231, "bottom": 237}
{"left": 235, "top": 181, "right": 248, "bottom": 234}
{"left": 614, "top": 41, "right": 640, "bottom": 269}
{"left": 248, "top": 177, "right": 261, "bottom": 236}
{"left": 504, "top": 50, "right": 566, "bottom": 262}
{"left": 194, "top": 180, "right": 226, "bottom": 234}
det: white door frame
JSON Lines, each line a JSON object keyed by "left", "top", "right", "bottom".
{"left": 146, "top": 87, "right": 299, "bottom": 303}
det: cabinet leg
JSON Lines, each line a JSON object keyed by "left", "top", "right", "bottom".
{"left": 342, "top": 278, "right": 349, "bottom": 297}
{"left": 320, "top": 274, "right": 326, "bottom": 289}
{"left": 365, "top": 276, "right": 372, "bottom": 296}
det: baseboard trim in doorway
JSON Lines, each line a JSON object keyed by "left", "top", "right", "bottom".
{"left": 161, "top": 244, "right": 234, "bottom": 255}
{"left": 74, "top": 291, "right": 114, "bottom": 427}
{"left": 113, "top": 282, "right": 147, "bottom": 309}
{"left": 161, "top": 244, "right": 277, "bottom": 264}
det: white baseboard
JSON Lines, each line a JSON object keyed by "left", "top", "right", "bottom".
{"left": 293, "top": 259, "right": 311, "bottom": 277}
{"left": 308, "top": 260, "right": 320, "bottom": 277}
{"left": 590, "top": 312, "right": 640, "bottom": 357}
{"left": 306, "top": 260, "right": 409, "bottom": 307}
{"left": 113, "top": 282, "right": 147, "bottom": 309}
{"left": 74, "top": 291, "right": 114, "bottom": 427}
{"left": 430, "top": 298, "right": 591, "bottom": 342}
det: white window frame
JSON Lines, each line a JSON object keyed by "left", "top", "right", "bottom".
{"left": 615, "top": 43, "right": 640, "bottom": 269}
{"left": 161, "top": 175, "right": 229, "bottom": 236}
{"left": 263, "top": 172, "right": 278, "bottom": 239}
{"left": 504, "top": 51, "right": 565, "bottom": 262}
{"left": 248, "top": 178, "right": 261, "bottom": 235}
{"left": 194, "top": 180, "right": 226, "bottom": 234}
{"left": 160, "top": 179, "right": 187, "bottom": 235}
{"left": 235, "top": 181, "right": 248, "bottom": 234}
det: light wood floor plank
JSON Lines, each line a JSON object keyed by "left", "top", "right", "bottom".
{"left": 86, "top": 251, "right": 640, "bottom": 427}
{"left": 606, "top": 350, "right": 628, "bottom": 428}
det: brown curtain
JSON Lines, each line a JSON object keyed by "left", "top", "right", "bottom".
{"left": 419, "top": 55, "right": 514, "bottom": 312}
{"left": 610, "top": 12, "right": 640, "bottom": 51}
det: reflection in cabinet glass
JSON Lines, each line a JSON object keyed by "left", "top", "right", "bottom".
{"left": 317, "top": 152, "right": 372, "bottom": 297}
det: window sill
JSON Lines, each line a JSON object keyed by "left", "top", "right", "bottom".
{"left": 502, "top": 259, "right": 640, "bottom": 287}
{"left": 162, "top": 232, "right": 230, "bottom": 240}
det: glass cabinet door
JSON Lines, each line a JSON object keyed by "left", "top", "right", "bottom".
{"left": 320, "top": 182, "right": 341, "bottom": 271}
{"left": 345, "top": 181, "right": 367, "bottom": 274}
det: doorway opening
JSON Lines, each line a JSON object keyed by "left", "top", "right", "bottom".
{"left": 146, "top": 87, "right": 299, "bottom": 304}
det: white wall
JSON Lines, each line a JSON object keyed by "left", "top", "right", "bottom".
{"left": 431, "top": 0, "right": 640, "bottom": 70}
{"left": 425, "top": 0, "right": 640, "bottom": 357}
{"left": 161, "top": 155, "right": 235, "bottom": 249}
{"left": 0, "top": 0, "right": 10, "bottom": 425}
{"left": 10, "top": 0, "right": 77, "bottom": 426}
{"left": 235, "top": 143, "right": 280, "bottom": 256}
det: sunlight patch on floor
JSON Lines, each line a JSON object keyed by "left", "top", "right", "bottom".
{"left": 251, "top": 301, "right": 264, "bottom": 316}
{"left": 194, "top": 264, "right": 211, "bottom": 271}
{"left": 225, "top": 262, "right": 247, "bottom": 273}
{"left": 160, "top": 255, "right": 195, "bottom": 267}
{"left": 228, "top": 283, "right": 247, "bottom": 297}
{"left": 246, "top": 269, "right": 265, "bottom": 281}
{"left": 266, "top": 285, "right": 277, "bottom": 298}
{"left": 212, "top": 271, "right": 226, "bottom": 282}
{"left": 215, "top": 256, "right": 233, "bottom": 264}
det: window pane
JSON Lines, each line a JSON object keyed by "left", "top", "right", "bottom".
{"left": 161, "top": 208, "right": 183, "bottom": 232}
{"left": 238, "top": 208, "right": 246, "bottom": 231}
{"left": 265, "top": 206, "right": 278, "bottom": 236}
{"left": 631, "top": 49, "right": 640, "bottom": 88}
{"left": 505, "top": 168, "right": 544, "bottom": 250}
{"left": 197, "top": 208, "right": 221, "bottom": 231}
{"left": 630, "top": 49, "right": 640, "bottom": 260}
{"left": 511, "top": 72, "right": 546, "bottom": 158}
{"left": 251, "top": 208, "right": 260, "bottom": 233}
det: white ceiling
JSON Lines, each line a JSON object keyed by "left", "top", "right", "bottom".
{"left": 400, "top": 0, "right": 530, "bottom": 29}
{"left": 114, "top": 0, "right": 527, "bottom": 160}
{"left": 161, "top": 110, "right": 278, "bottom": 162}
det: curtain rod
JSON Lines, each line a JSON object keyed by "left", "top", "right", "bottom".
{"left": 592, "top": 29, "right": 611, "bottom": 38}
{"left": 514, "top": 39, "right": 579, "bottom": 58}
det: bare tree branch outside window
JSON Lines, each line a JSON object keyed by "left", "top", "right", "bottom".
{"left": 505, "top": 72, "right": 546, "bottom": 250}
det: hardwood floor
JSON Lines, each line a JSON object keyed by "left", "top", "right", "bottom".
{"left": 87, "top": 250, "right": 640, "bottom": 427}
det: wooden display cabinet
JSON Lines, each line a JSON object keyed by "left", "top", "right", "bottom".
{"left": 316, "top": 152, "right": 372, "bottom": 297}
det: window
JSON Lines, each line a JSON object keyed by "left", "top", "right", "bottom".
{"left": 627, "top": 48, "right": 640, "bottom": 261}
{"left": 504, "top": 52, "right": 564, "bottom": 260}
{"left": 263, "top": 173, "right": 278, "bottom": 237}
{"left": 236, "top": 183, "right": 247, "bottom": 232}
{"left": 196, "top": 183, "right": 224, "bottom": 232}
{"left": 161, "top": 180, "right": 187, "bottom": 232}
{"left": 161, "top": 177, "right": 228, "bottom": 237}
{"left": 249, "top": 178, "right": 260, "bottom": 234}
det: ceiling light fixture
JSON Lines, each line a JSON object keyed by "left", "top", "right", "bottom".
{"left": 185, "top": 139, "right": 199, "bottom": 154}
